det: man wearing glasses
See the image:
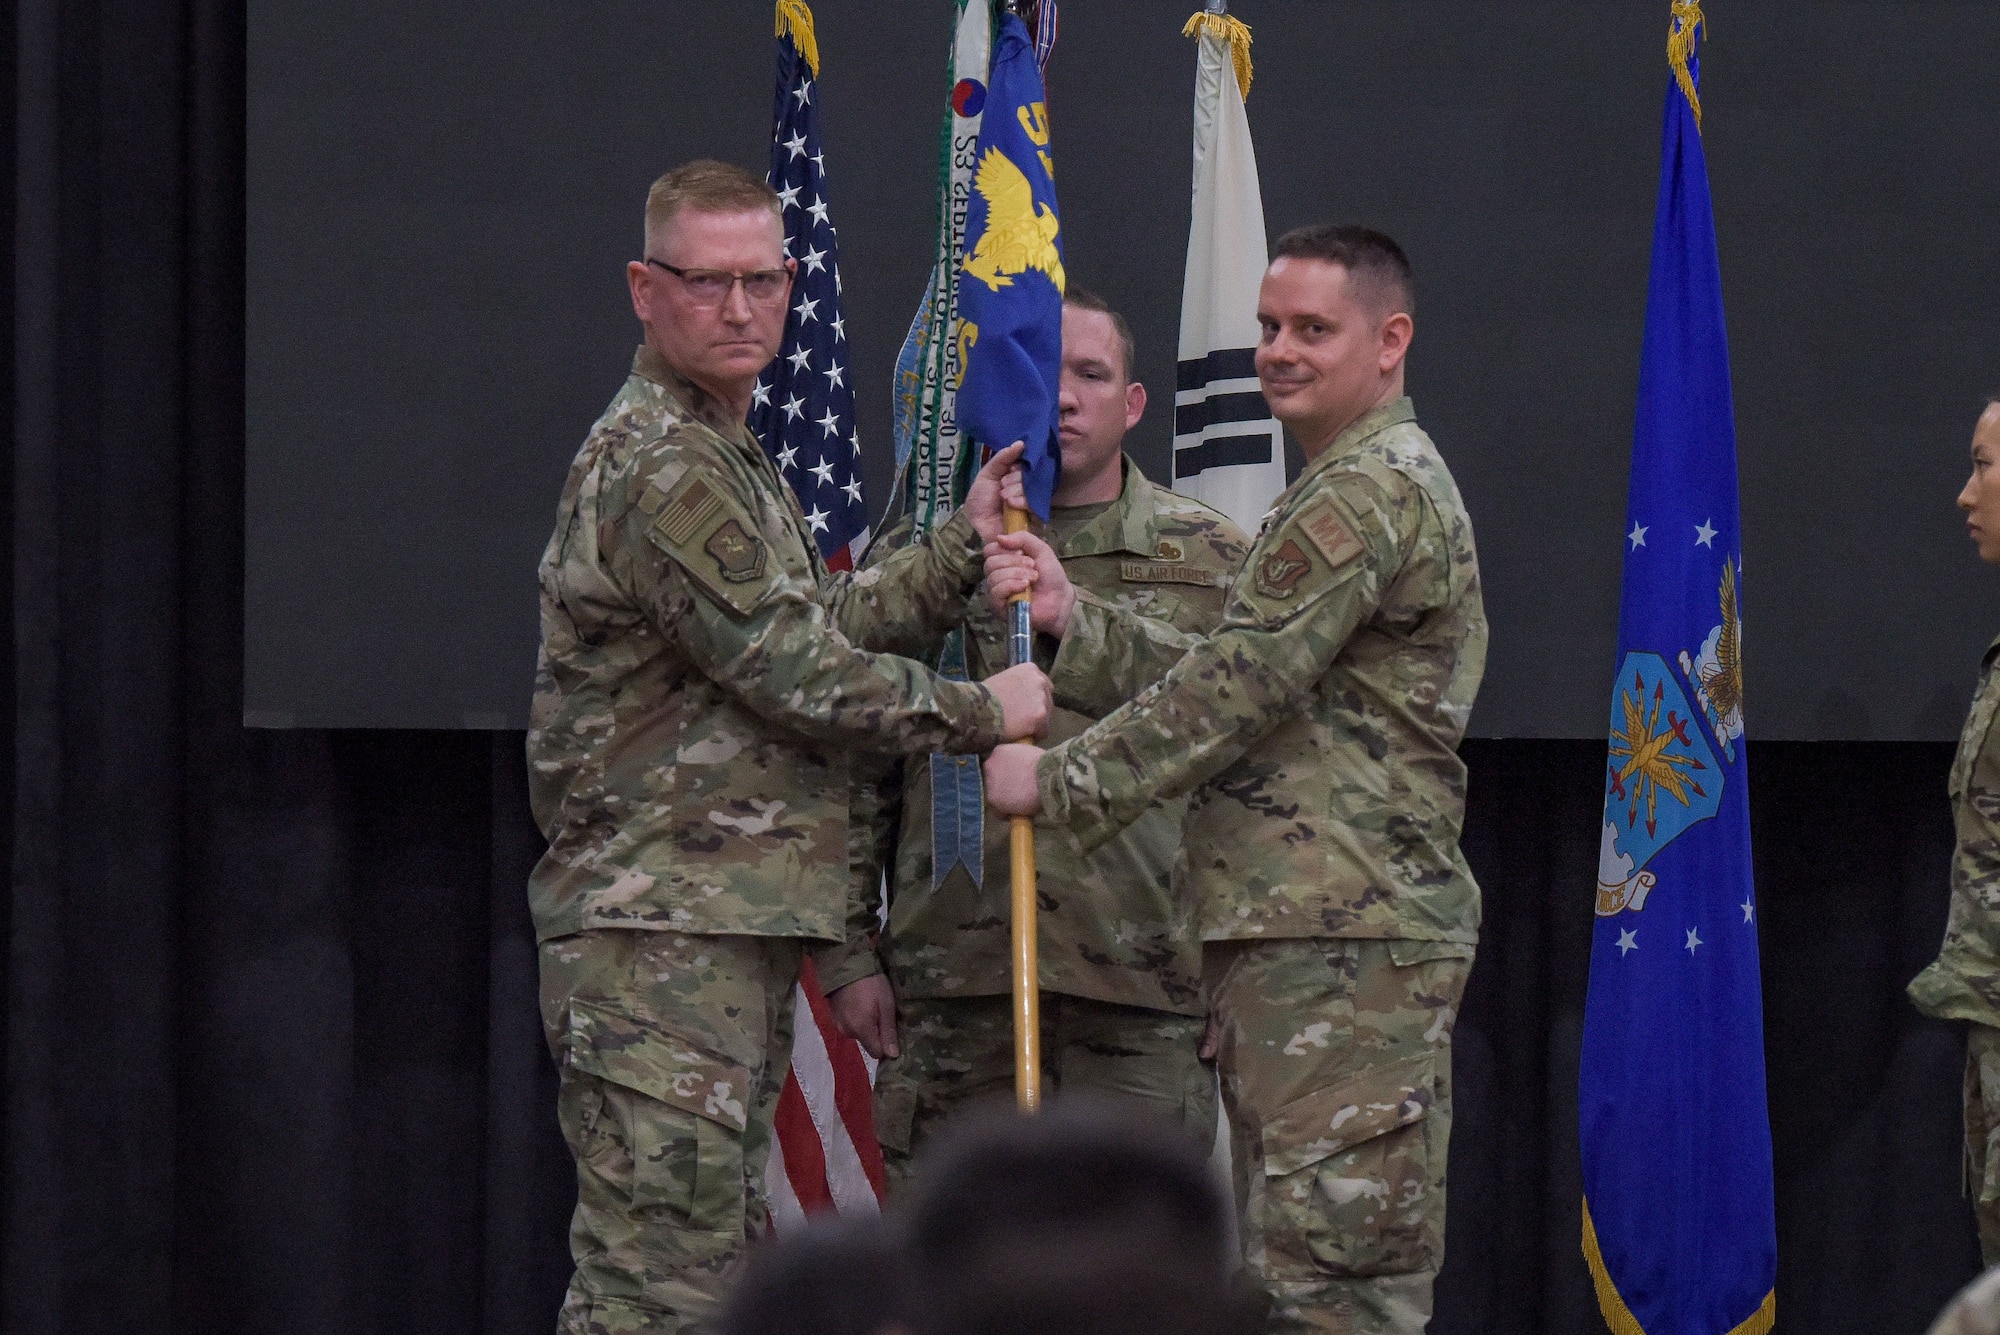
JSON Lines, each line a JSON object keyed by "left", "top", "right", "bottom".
{"left": 527, "top": 159, "right": 1051, "bottom": 1335}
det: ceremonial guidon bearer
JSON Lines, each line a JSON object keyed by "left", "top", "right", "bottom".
{"left": 986, "top": 225, "right": 1486, "bottom": 1335}
{"left": 526, "top": 159, "right": 1050, "bottom": 1335}
{"left": 824, "top": 288, "right": 1249, "bottom": 1177}
{"left": 1912, "top": 394, "right": 2000, "bottom": 1267}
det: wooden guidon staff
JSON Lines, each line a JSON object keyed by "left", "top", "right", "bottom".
{"left": 1003, "top": 502, "right": 1042, "bottom": 1110}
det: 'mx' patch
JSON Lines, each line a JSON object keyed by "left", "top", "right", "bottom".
{"left": 1298, "top": 500, "right": 1364, "bottom": 571}
{"left": 1256, "top": 538, "right": 1314, "bottom": 599}
{"left": 705, "top": 519, "right": 767, "bottom": 583}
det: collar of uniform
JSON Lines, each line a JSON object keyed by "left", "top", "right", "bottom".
{"left": 1052, "top": 456, "right": 1160, "bottom": 559}
{"left": 630, "top": 343, "right": 744, "bottom": 441}
{"left": 1295, "top": 395, "right": 1418, "bottom": 487}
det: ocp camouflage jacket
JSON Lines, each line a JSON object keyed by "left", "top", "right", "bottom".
{"left": 527, "top": 346, "right": 1004, "bottom": 944}
{"left": 1910, "top": 633, "right": 2000, "bottom": 1027}
{"left": 1036, "top": 398, "right": 1487, "bottom": 943}
{"left": 857, "top": 461, "right": 1247, "bottom": 1014}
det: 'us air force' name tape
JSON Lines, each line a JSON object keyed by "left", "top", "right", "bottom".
{"left": 1120, "top": 561, "right": 1223, "bottom": 586}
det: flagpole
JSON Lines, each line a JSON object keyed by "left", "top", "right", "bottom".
{"left": 1004, "top": 500, "right": 1042, "bottom": 1110}
{"left": 994, "top": 0, "right": 1045, "bottom": 1117}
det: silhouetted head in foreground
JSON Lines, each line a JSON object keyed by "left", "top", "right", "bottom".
{"left": 719, "top": 1213, "right": 914, "bottom": 1335}
{"left": 900, "top": 1096, "right": 1265, "bottom": 1335}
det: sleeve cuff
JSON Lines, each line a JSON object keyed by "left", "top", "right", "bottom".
{"left": 1048, "top": 592, "right": 1117, "bottom": 715}
{"left": 1037, "top": 740, "right": 1111, "bottom": 852}
{"left": 811, "top": 938, "right": 887, "bottom": 994}
{"left": 955, "top": 681, "right": 1008, "bottom": 753}
{"left": 931, "top": 508, "right": 987, "bottom": 592}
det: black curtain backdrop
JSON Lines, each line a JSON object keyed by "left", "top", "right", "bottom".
{"left": 2, "top": 4, "right": 1985, "bottom": 1333}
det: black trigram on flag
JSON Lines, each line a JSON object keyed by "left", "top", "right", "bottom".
{"left": 1171, "top": 11, "right": 1282, "bottom": 532}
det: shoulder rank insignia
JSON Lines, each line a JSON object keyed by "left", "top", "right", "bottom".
{"left": 1255, "top": 538, "right": 1313, "bottom": 599}
{"left": 705, "top": 519, "right": 767, "bottom": 583}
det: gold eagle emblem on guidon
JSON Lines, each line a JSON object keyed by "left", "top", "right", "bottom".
{"left": 963, "top": 147, "right": 1065, "bottom": 295}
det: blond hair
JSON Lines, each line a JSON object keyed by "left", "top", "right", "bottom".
{"left": 644, "top": 159, "right": 781, "bottom": 254}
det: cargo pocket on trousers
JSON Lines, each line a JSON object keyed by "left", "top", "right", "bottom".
{"left": 564, "top": 997, "right": 755, "bottom": 1231}
{"left": 1260, "top": 1050, "right": 1438, "bottom": 1280}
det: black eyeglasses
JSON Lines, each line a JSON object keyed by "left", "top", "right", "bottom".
{"left": 645, "top": 259, "right": 791, "bottom": 306}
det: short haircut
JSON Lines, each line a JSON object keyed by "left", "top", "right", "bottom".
{"left": 645, "top": 159, "right": 781, "bottom": 254}
{"left": 1063, "top": 286, "right": 1138, "bottom": 383}
{"left": 901, "top": 1098, "right": 1262, "bottom": 1335}
{"left": 1272, "top": 223, "right": 1415, "bottom": 320}
{"left": 718, "top": 1215, "right": 914, "bottom": 1335}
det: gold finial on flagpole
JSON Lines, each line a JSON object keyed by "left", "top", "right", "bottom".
{"left": 776, "top": 0, "right": 820, "bottom": 78}
{"left": 1183, "top": 7, "right": 1254, "bottom": 100}
{"left": 1667, "top": 0, "right": 1705, "bottom": 131}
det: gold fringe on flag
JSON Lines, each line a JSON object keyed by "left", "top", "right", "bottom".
{"left": 1181, "top": 10, "right": 1254, "bottom": 101}
{"left": 777, "top": 0, "right": 820, "bottom": 78}
{"left": 1667, "top": 0, "right": 1705, "bottom": 131}
{"left": 1582, "top": 1198, "right": 1775, "bottom": 1335}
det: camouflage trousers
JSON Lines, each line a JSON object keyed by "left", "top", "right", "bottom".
{"left": 1967, "top": 1023, "right": 2000, "bottom": 1266}
{"left": 539, "top": 929, "right": 803, "bottom": 1335}
{"left": 872, "top": 992, "right": 1216, "bottom": 1184}
{"left": 1205, "top": 937, "right": 1472, "bottom": 1335}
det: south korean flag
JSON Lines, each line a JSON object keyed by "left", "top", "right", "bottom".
{"left": 1172, "top": 12, "right": 1283, "bottom": 534}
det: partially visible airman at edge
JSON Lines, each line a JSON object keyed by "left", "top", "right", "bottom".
{"left": 1911, "top": 395, "right": 2000, "bottom": 1266}
{"left": 820, "top": 288, "right": 1249, "bottom": 1179}
{"left": 525, "top": 159, "right": 1053, "bottom": 1335}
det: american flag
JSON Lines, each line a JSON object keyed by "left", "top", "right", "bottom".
{"left": 750, "top": 1, "right": 869, "bottom": 572}
{"left": 751, "top": 1, "right": 889, "bottom": 1227}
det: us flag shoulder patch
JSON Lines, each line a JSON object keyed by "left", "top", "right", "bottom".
{"left": 655, "top": 476, "right": 724, "bottom": 548}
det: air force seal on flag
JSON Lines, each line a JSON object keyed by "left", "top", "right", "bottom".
{"left": 1596, "top": 651, "right": 1722, "bottom": 917}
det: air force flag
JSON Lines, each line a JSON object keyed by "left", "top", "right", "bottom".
{"left": 1579, "top": 7, "right": 1776, "bottom": 1334}
{"left": 953, "top": 11, "right": 1064, "bottom": 521}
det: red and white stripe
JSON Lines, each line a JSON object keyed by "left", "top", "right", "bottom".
{"left": 767, "top": 955, "right": 888, "bottom": 1230}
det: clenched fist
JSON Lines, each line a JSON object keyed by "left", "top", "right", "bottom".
{"left": 984, "top": 529, "right": 1076, "bottom": 638}
{"left": 986, "top": 662, "right": 1053, "bottom": 740}
{"left": 984, "top": 743, "right": 1046, "bottom": 816}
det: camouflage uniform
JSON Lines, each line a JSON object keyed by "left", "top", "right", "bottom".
{"left": 839, "top": 461, "right": 1247, "bottom": 1176}
{"left": 528, "top": 345, "right": 1007, "bottom": 1334}
{"left": 1910, "top": 634, "right": 2000, "bottom": 1264}
{"left": 1930, "top": 1265, "right": 2000, "bottom": 1335}
{"left": 1033, "top": 399, "right": 1486, "bottom": 1334}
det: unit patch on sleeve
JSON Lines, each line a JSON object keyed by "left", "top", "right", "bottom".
{"left": 704, "top": 518, "right": 768, "bottom": 583}
{"left": 1255, "top": 538, "right": 1314, "bottom": 599}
